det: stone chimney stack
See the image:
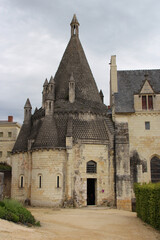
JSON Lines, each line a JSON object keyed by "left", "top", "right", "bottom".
{"left": 69, "top": 73, "right": 75, "bottom": 103}
{"left": 110, "top": 55, "right": 118, "bottom": 107}
{"left": 24, "top": 98, "right": 32, "bottom": 124}
{"left": 8, "top": 116, "right": 13, "bottom": 122}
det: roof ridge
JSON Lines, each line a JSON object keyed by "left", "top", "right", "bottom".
{"left": 118, "top": 69, "right": 160, "bottom": 72}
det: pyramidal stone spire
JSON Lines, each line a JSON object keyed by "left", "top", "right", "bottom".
{"left": 70, "top": 14, "right": 79, "bottom": 37}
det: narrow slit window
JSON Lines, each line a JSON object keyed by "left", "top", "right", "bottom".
{"left": 20, "top": 176, "right": 24, "bottom": 188}
{"left": 57, "top": 176, "right": 59, "bottom": 188}
{"left": 142, "top": 96, "right": 147, "bottom": 110}
{"left": 39, "top": 175, "right": 42, "bottom": 188}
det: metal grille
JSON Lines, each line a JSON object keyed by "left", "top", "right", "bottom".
{"left": 87, "top": 161, "right": 97, "bottom": 173}
{"left": 151, "top": 157, "right": 160, "bottom": 183}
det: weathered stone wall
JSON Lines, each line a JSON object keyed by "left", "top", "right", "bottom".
{"left": 115, "top": 123, "right": 131, "bottom": 211}
{"left": 115, "top": 113, "right": 160, "bottom": 200}
{"left": 11, "top": 152, "right": 30, "bottom": 202}
{"left": 12, "top": 141, "right": 115, "bottom": 208}
{"left": 31, "top": 149, "right": 66, "bottom": 207}
{"left": 70, "top": 142, "right": 115, "bottom": 207}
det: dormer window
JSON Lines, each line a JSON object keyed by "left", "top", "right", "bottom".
{"left": 142, "top": 95, "right": 153, "bottom": 110}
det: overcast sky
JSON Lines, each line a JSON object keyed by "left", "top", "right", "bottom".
{"left": 0, "top": 0, "right": 160, "bottom": 123}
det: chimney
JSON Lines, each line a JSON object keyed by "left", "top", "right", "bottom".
{"left": 8, "top": 116, "right": 13, "bottom": 122}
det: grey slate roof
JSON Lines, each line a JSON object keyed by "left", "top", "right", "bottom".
{"left": 33, "top": 116, "right": 58, "bottom": 149}
{"left": 73, "top": 119, "right": 109, "bottom": 141}
{"left": 115, "top": 69, "right": 160, "bottom": 113}
{"left": 54, "top": 35, "right": 102, "bottom": 103}
{"left": 12, "top": 123, "right": 31, "bottom": 152}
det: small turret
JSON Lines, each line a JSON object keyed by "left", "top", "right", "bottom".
{"left": 70, "top": 14, "right": 79, "bottom": 37}
{"left": 24, "top": 98, "right": 32, "bottom": 124}
{"left": 99, "top": 90, "right": 104, "bottom": 103}
{"left": 42, "top": 78, "right": 48, "bottom": 108}
{"left": 48, "top": 76, "right": 55, "bottom": 98}
{"left": 69, "top": 73, "right": 75, "bottom": 103}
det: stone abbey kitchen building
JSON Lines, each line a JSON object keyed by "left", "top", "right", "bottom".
{"left": 11, "top": 15, "right": 160, "bottom": 211}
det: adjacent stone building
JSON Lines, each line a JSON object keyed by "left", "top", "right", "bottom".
{"left": 0, "top": 116, "right": 21, "bottom": 198}
{"left": 12, "top": 15, "right": 115, "bottom": 207}
{"left": 11, "top": 15, "right": 160, "bottom": 211}
{"left": 110, "top": 55, "right": 160, "bottom": 210}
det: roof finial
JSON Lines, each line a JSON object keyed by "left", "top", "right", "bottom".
{"left": 70, "top": 14, "right": 80, "bottom": 37}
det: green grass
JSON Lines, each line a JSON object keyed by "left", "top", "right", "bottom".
{"left": 0, "top": 199, "right": 40, "bottom": 226}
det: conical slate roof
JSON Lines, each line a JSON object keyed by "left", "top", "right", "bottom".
{"left": 54, "top": 32, "right": 101, "bottom": 103}
{"left": 12, "top": 15, "right": 113, "bottom": 153}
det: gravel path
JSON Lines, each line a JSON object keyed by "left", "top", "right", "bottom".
{"left": 0, "top": 207, "right": 159, "bottom": 240}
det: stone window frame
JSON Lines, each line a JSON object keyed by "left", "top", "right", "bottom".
{"left": 19, "top": 175, "right": 25, "bottom": 188}
{"left": 145, "top": 121, "right": 150, "bottom": 130}
{"left": 86, "top": 160, "right": 97, "bottom": 173}
{"left": 142, "top": 94, "right": 153, "bottom": 110}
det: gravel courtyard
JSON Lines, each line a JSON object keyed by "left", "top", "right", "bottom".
{"left": 0, "top": 207, "right": 159, "bottom": 240}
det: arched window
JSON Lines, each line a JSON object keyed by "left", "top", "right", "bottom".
{"left": 38, "top": 174, "right": 42, "bottom": 188}
{"left": 151, "top": 156, "right": 160, "bottom": 183}
{"left": 87, "top": 161, "right": 97, "bottom": 173}
{"left": 57, "top": 176, "right": 60, "bottom": 188}
{"left": 19, "top": 175, "right": 24, "bottom": 188}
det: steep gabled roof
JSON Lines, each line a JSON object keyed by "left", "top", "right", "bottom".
{"left": 115, "top": 69, "right": 160, "bottom": 113}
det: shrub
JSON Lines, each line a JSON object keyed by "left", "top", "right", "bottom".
{"left": 134, "top": 183, "right": 160, "bottom": 231}
{"left": 0, "top": 199, "right": 40, "bottom": 226}
{"left": 0, "top": 206, "right": 19, "bottom": 223}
